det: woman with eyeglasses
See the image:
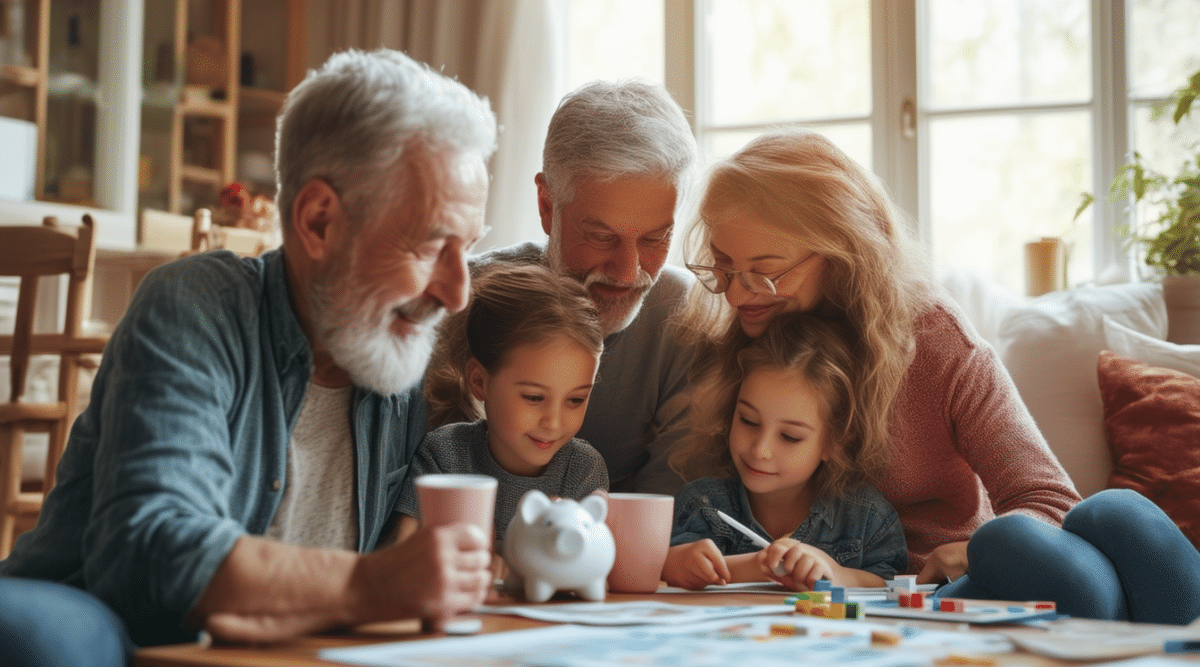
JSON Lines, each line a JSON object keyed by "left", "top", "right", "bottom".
{"left": 671, "top": 129, "right": 1200, "bottom": 624}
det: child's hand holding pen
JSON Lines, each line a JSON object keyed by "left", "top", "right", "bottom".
{"left": 662, "top": 539, "right": 731, "bottom": 589}
{"left": 759, "top": 538, "right": 838, "bottom": 591}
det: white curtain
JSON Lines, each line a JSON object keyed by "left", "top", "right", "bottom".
{"left": 315, "top": 0, "right": 567, "bottom": 253}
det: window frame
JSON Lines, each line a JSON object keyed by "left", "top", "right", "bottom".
{"left": 665, "top": 0, "right": 1163, "bottom": 285}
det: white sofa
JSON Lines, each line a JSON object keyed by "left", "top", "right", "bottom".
{"left": 941, "top": 270, "right": 1175, "bottom": 498}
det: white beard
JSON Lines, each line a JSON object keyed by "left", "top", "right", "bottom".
{"left": 311, "top": 259, "right": 444, "bottom": 396}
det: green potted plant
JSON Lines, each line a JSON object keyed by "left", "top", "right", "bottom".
{"left": 1076, "top": 69, "right": 1200, "bottom": 343}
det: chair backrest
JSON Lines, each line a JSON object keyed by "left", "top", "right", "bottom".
{"left": 192, "top": 207, "right": 276, "bottom": 256}
{"left": 0, "top": 216, "right": 97, "bottom": 406}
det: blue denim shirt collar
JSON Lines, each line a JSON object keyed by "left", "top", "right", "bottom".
{"left": 734, "top": 478, "right": 833, "bottom": 539}
{"left": 261, "top": 249, "right": 313, "bottom": 381}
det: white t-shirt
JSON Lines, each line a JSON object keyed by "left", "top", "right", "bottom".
{"left": 264, "top": 382, "right": 357, "bottom": 550}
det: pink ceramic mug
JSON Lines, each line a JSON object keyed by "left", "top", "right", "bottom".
{"left": 415, "top": 474, "right": 498, "bottom": 546}
{"left": 605, "top": 492, "right": 675, "bottom": 593}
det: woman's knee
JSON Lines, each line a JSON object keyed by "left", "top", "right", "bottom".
{"left": 965, "top": 514, "right": 1126, "bottom": 619}
{"left": 1063, "top": 488, "right": 1171, "bottom": 539}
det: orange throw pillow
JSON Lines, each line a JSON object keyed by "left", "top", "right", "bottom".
{"left": 1098, "top": 350, "right": 1200, "bottom": 549}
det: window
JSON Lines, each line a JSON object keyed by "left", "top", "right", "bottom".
{"left": 567, "top": 0, "right": 664, "bottom": 90}
{"left": 570, "top": 0, "right": 1200, "bottom": 295}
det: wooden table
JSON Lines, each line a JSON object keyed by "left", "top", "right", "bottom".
{"left": 134, "top": 589, "right": 1200, "bottom": 667}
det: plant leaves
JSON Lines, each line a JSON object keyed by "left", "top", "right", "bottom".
{"left": 1073, "top": 192, "right": 1095, "bottom": 221}
{"left": 1132, "top": 163, "right": 1147, "bottom": 200}
{"left": 1174, "top": 91, "right": 1196, "bottom": 125}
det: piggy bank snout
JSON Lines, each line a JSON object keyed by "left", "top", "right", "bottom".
{"left": 553, "top": 526, "right": 585, "bottom": 558}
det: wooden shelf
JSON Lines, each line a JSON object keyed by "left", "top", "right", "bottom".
{"left": 0, "top": 65, "right": 42, "bottom": 88}
{"left": 238, "top": 87, "right": 287, "bottom": 114}
{"left": 180, "top": 99, "right": 236, "bottom": 120}
{"left": 180, "top": 165, "right": 224, "bottom": 186}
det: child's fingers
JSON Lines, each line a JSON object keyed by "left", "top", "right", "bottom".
{"left": 688, "top": 556, "right": 724, "bottom": 588}
{"left": 704, "top": 544, "right": 732, "bottom": 583}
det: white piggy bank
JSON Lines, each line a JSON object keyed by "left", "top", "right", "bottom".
{"left": 502, "top": 490, "right": 616, "bottom": 603}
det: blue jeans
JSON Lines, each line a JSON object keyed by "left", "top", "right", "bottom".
{"left": 0, "top": 577, "right": 134, "bottom": 667}
{"left": 938, "top": 489, "right": 1200, "bottom": 624}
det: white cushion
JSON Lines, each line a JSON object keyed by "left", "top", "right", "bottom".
{"left": 1103, "top": 315, "right": 1200, "bottom": 379}
{"left": 996, "top": 282, "right": 1166, "bottom": 497}
{"left": 939, "top": 269, "right": 1021, "bottom": 350}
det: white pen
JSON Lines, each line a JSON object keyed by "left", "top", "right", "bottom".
{"left": 716, "top": 510, "right": 788, "bottom": 576}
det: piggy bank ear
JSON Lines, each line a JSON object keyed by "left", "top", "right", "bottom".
{"left": 519, "top": 489, "right": 552, "bottom": 524}
{"left": 580, "top": 493, "right": 607, "bottom": 523}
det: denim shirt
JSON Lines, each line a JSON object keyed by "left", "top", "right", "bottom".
{"left": 670, "top": 477, "right": 908, "bottom": 580}
{"left": 0, "top": 249, "right": 427, "bottom": 646}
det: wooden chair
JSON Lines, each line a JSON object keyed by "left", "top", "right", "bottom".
{"left": 191, "top": 207, "right": 278, "bottom": 257}
{"left": 139, "top": 207, "right": 276, "bottom": 257}
{"left": 0, "top": 215, "right": 109, "bottom": 556}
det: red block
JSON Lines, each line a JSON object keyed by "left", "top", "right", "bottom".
{"left": 937, "top": 598, "right": 966, "bottom": 612}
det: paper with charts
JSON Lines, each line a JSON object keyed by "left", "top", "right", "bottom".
{"left": 473, "top": 600, "right": 790, "bottom": 625}
{"left": 319, "top": 614, "right": 1013, "bottom": 667}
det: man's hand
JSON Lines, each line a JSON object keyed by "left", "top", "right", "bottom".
{"left": 202, "top": 524, "right": 492, "bottom": 643}
{"left": 662, "top": 540, "right": 730, "bottom": 589}
{"left": 360, "top": 523, "right": 492, "bottom": 627}
{"left": 917, "top": 540, "right": 969, "bottom": 585}
{"left": 761, "top": 538, "right": 838, "bottom": 590}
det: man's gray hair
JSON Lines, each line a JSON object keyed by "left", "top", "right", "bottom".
{"left": 541, "top": 79, "right": 697, "bottom": 207}
{"left": 275, "top": 49, "right": 497, "bottom": 234}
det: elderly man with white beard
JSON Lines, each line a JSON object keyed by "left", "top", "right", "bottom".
{"left": 0, "top": 49, "right": 497, "bottom": 666}
{"left": 448, "top": 80, "right": 699, "bottom": 495}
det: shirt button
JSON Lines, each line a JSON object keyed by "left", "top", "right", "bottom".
{"left": 271, "top": 479, "right": 282, "bottom": 491}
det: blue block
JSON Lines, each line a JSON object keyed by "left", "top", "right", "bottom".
{"left": 813, "top": 579, "right": 833, "bottom": 591}
{"left": 830, "top": 587, "right": 845, "bottom": 603}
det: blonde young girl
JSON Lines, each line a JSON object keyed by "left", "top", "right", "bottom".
{"left": 663, "top": 313, "right": 906, "bottom": 591}
{"left": 677, "top": 129, "right": 1200, "bottom": 624}
{"left": 396, "top": 263, "right": 609, "bottom": 546}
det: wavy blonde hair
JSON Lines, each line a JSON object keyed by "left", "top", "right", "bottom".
{"left": 671, "top": 313, "right": 885, "bottom": 498}
{"left": 676, "top": 129, "right": 933, "bottom": 483}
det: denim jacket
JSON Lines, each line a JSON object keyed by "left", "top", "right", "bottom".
{"left": 0, "top": 249, "right": 427, "bottom": 646}
{"left": 670, "top": 477, "right": 908, "bottom": 580}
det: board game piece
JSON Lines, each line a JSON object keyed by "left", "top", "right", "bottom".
{"left": 871, "top": 629, "right": 903, "bottom": 646}
{"left": 934, "top": 654, "right": 996, "bottom": 665}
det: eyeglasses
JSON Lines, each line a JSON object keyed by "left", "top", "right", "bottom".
{"left": 686, "top": 252, "right": 818, "bottom": 296}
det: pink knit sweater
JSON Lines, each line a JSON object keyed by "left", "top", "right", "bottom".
{"left": 881, "top": 299, "right": 1081, "bottom": 573}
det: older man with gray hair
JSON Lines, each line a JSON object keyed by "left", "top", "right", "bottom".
{"left": 451, "top": 80, "right": 699, "bottom": 494}
{"left": 0, "top": 49, "right": 497, "bottom": 665}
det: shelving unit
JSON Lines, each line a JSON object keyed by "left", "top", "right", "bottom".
{"left": 4, "top": 0, "right": 306, "bottom": 218}
{"left": 140, "top": 0, "right": 304, "bottom": 216}
{"left": 165, "top": 0, "right": 239, "bottom": 215}
{"left": 0, "top": 0, "right": 49, "bottom": 199}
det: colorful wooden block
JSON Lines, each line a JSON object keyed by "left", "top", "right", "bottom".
{"left": 936, "top": 598, "right": 966, "bottom": 612}
{"left": 827, "top": 602, "right": 846, "bottom": 619}
{"left": 844, "top": 602, "right": 860, "bottom": 620}
{"left": 886, "top": 574, "right": 917, "bottom": 600}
